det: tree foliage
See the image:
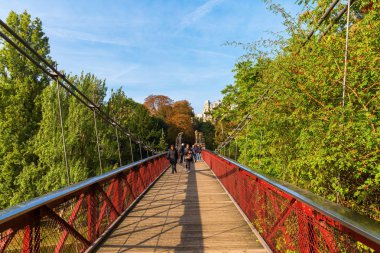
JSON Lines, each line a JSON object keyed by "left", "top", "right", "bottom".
{"left": 0, "top": 11, "right": 166, "bottom": 209}
{"left": 143, "top": 95, "right": 195, "bottom": 145}
{"left": 0, "top": 11, "right": 50, "bottom": 207}
{"left": 194, "top": 119, "right": 216, "bottom": 150}
{"left": 214, "top": 1, "right": 380, "bottom": 220}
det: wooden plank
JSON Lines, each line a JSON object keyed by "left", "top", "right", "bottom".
{"left": 95, "top": 161, "right": 267, "bottom": 253}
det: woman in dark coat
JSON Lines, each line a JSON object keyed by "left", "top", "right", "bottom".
{"left": 184, "top": 144, "right": 194, "bottom": 173}
{"left": 167, "top": 144, "right": 178, "bottom": 173}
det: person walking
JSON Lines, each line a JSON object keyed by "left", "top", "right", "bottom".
{"left": 179, "top": 143, "right": 185, "bottom": 163}
{"left": 167, "top": 144, "right": 178, "bottom": 174}
{"left": 194, "top": 144, "right": 200, "bottom": 162}
{"left": 197, "top": 144, "right": 202, "bottom": 161}
{"left": 184, "top": 144, "right": 194, "bottom": 173}
{"left": 192, "top": 144, "right": 197, "bottom": 162}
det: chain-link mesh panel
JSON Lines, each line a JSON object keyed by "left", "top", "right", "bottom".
{"left": 203, "top": 151, "right": 378, "bottom": 253}
{"left": 0, "top": 155, "right": 169, "bottom": 253}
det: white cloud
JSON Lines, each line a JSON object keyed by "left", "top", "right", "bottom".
{"left": 189, "top": 48, "right": 234, "bottom": 59}
{"left": 108, "top": 64, "right": 140, "bottom": 83}
{"left": 180, "top": 0, "right": 224, "bottom": 29}
{"left": 46, "top": 27, "right": 130, "bottom": 47}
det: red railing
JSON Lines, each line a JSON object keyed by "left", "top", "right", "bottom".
{"left": 203, "top": 150, "right": 380, "bottom": 253}
{"left": 0, "top": 154, "right": 169, "bottom": 253}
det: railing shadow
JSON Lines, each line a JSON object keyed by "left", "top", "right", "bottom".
{"left": 175, "top": 161, "right": 204, "bottom": 252}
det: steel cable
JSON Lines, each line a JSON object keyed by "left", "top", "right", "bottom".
{"left": 55, "top": 76, "right": 70, "bottom": 185}
{"left": 115, "top": 126, "right": 122, "bottom": 166}
{"left": 0, "top": 20, "right": 157, "bottom": 154}
{"left": 215, "top": 0, "right": 358, "bottom": 154}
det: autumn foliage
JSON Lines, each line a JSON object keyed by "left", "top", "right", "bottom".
{"left": 144, "top": 95, "right": 195, "bottom": 144}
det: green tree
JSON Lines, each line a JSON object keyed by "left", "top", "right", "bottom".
{"left": 194, "top": 119, "right": 216, "bottom": 150}
{"left": 214, "top": 1, "right": 380, "bottom": 219}
{"left": 0, "top": 11, "right": 169, "bottom": 209}
{"left": 108, "top": 89, "right": 166, "bottom": 160}
{"left": 0, "top": 11, "right": 51, "bottom": 208}
{"left": 158, "top": 129, "right": 168, "bottom": 151}
{"left": 66, "top": 73, "right": 107, "bottom": 180}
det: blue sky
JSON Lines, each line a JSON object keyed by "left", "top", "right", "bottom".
{"left": 0, "top": 0, "right": 301, "bottom": 113}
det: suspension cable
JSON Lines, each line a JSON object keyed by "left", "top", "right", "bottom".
{"left": 55, "top": 75, "right": 70, "bottom": 185}
{"left": 301, "top": 0, "right": 340, "bottom": 47}
{"left": 139, "top": 142, "right": 143, "bottom": 160}
{"left": 342, "top": 0, "right": 351, "bottom": 108}
{"left": 235, "top": 140, "right": 238, "bottom": 161}
{"left": 336, "top": 0, "right": 352, "bottom": 204}
{"left": 92, "top": 106, "right": 102, "bottom": 174}
{"left": 215, "top": 87, "right": 272, "bottom": 152}
{"left": 0, "top": 19, "right": 157, "bottom": 153}
{"left": 259, "top": 130, "right": 263, "bottom": 168}
{"left": 129, "top": 136, "right": 134, "bottom": 162}
{"left": 244, "top": 134, "right": 248, "bottom": 165}
{"left": 320, "top": 0, "right": 356, "bottom": 39}
{"left": 115, "top": 126, "right": 122, "bottom": 166}
{"left": 215, "top": 0, "right": 358, "bottom": 154}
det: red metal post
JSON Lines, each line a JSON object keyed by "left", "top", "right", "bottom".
{"left": 266, "top": 198, "right": 296, "bottom": 240}
{"left": 111, "top": 176, "right": 121, "bottom": 221}
{"left": 297, "top": 204, "right": 311, "bottom": 253}
{"left": 42, "top": 206, "right": 91, "bottom": 248}
{"left": 121, "top": 177, "right": 132, "bottom": 209}
{"left": 87, "top": 188, "right": 97, "bottom": 243}
{"left": 33, "top": 217, "right": 40, "bottom": 253}
{"left": 138, "top": 164, "right": 147, "bottom": 190}
{"left": 96, "top": 184, "right": 119, "bottom": 218}
{"left": 55, "top": 193, "right": 85, "bottom": 252}
{"left": 307, "top": 221, "right": 318, "bottom": 253}
{"left": 122, "top": 174, "right": 135, "bottom": 205}
{"left": 95, "top": 182, "right": 115, "bottom": 234}
{"left": 0, "top": 154, "right": 169, "bottom": 253}
{"left": 22, "top": 225, "right": 32, "bottom": 253}
{"left": 0, "top": 229, "right": 15, "bottom": 253}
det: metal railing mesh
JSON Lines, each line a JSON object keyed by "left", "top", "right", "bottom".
{"left": 203, "top": 150, "right": 379, "bottom": 253}
{"left": 0, "top": 154, "right": 168, "bottom": 253}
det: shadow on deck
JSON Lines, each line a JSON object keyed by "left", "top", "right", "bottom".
{"left": 95, "top": 161, "right": 265, "bottom": 252}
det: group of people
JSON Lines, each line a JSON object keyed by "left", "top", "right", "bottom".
{"left": 167, "top": 143, "right": 203, "bottom": 174}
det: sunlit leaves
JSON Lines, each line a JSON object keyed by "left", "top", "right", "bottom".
{"left": 214, "top": 1, "right": 380, "bottom": 219}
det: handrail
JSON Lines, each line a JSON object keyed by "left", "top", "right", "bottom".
{"left": 215, "top": 151, "right": 380, "bottom": 245}
{"left": 0, "top": 153, "right": 165, "bottom": 226}
{"left": 203, "top": 150, "right": 380, "bottom": 252}
{"left": 0, "top": 154, "right": 169, "bottom": 253}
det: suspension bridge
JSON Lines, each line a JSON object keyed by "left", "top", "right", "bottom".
{"left": 1, "top": 1, "right": 380, "bottom": 252}
{"left": 0, "top": 150, "right": 379, "bottom": 252}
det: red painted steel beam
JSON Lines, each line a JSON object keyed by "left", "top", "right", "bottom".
{"left": 266, "top": 198, "right": 297, "bottom": 240}
{"left": 319, "top": 224, "right": 338, "bottom": 252}
{"left": 33, "top": 218, "right": 40, "bottom": 253}
{"left": 41, "top": 206, "right": 91, "bottom": 248}
{"left": 122, "top": 173, "right": 135, "bottom": 200}
{"left": 88, "top": 189, "right": 97, "bottom": 242}
{"left": 22, "top": 225, "right": 32, "bottom": 253}
{"left": 341, "top": 226, "right": 380, "bottom": 252}
{"left": 203, "top": 150, "right": 380, "bottom": 252}
{"left": 0, "top": 229, "right": 14, "bottom": 253}
{"left": 121, "top": 177, "right": 133, "bottom": 209}
{"left": 55, "top": 193, "right": 85, "bottom": 252}
{"left": 111, "top": 177, "right": 120, "bottom": 221}
{"left": 0, "top": 154, "right": 168, "bottom": 253}
{"left": 95, "top": 182, "right": 117, "bottom": 234}
{"left": 116, "top": 176, "right": 122, "bottom": 213}
{"left": 96, "top": 183, "right": 120, "bottom": 217}
{"left": 137, "top": 165, "right": 147, "bottom": 190}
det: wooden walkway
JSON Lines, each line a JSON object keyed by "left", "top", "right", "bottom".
{"left": 96, "top": 161, "right": 266, "bottom": 252}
